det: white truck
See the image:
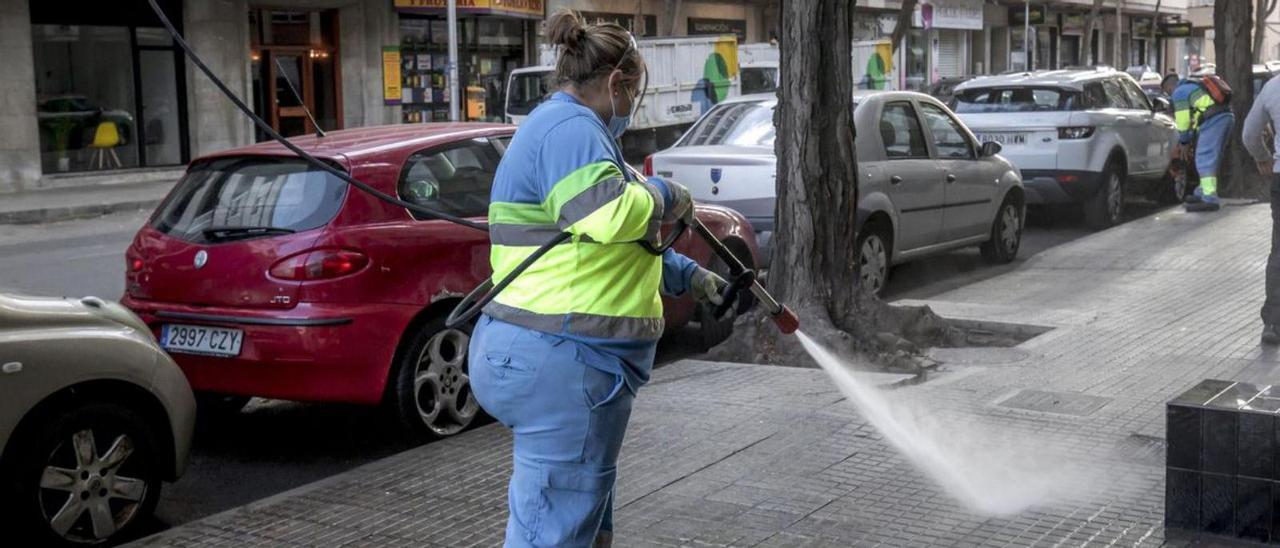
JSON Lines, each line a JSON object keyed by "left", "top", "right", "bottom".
{"left": 738, "top": 43, "right": 779, "bottom": 95}
{"left": 505, "top": 35, "right": 742, "bottom": 160}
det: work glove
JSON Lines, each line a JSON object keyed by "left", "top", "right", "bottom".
{"left": 663, "top": 179, "right": 696, "bottom": 223}
{"left": 691, "top": 266, "right": 729, "bottom": 306}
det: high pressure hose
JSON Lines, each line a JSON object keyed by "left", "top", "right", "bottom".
{"left": 148, "top": 0, "right": 796, "bottom": 334}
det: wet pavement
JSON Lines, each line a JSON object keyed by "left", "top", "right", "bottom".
{"left": 128, "top": 202, "right": 1280, "bottom": 546}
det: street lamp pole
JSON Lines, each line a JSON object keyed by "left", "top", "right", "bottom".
{"left": 1024, "top": 1, "right": 1030, "bottom": 70}
{"left": 447, "top": 0, "right": 460, "bottom": 122}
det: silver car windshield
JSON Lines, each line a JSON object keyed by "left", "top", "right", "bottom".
{"left": 679, "top": 101, "right": 777, "bottom": 148}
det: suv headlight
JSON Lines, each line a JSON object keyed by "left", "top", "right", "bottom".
{"left": 1058, "top": 126, "right": 1095, "bottom": 139}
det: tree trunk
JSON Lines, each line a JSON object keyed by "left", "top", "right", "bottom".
{"left": 1255, "top": 0, "right": 1278, "bottom": 59}
{"left": 1082, "top": 0, "right": 1106, "bottom": 66}
{"left": 771, "top": 0, "right": 859, "bottom": 319}
{"left": 1216, "top": 0, "right": 1266, "bottom": 199}
{"left": 709, "top": 0, "right": 965, "bottom": 370}
{"left": 889, "top": 0, "right": 918, "bottom": 54}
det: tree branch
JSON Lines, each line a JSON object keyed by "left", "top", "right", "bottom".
{"left": 889, "top": 0, "right": 918, "bottom": 54}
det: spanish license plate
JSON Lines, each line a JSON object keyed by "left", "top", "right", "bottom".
{"left": 978, "top": 132, "right": 1028, "bottom": 146}
{"left": 161, "top": 324, "right": 243, "bottom": 357}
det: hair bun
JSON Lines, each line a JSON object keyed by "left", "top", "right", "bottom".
{"left": 546, "top": 9, "right": 587, "bottom": 51}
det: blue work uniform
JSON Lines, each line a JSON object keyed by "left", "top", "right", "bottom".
{"left": 1172, "top": 79, "right": 1236, "bottom": 201}
{"left": 469, "top": 91, "right": 698, "bottom": 547}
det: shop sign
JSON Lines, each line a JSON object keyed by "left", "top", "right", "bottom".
{"left": 1060, "top": 13, "right": 1085, "bottom": 34}
{"left": 383, "top": 47, "right": 402, "bottom": 106}
{"left": 688, "top": 18, "right": 746, "bottom": 42}
{"left": 393, "top": 0, "right": 545, "bottom": 20}
{"left": 922, "top": 0, "right": 982, "bottom": 30}
{"left": 1160, "top": 21, "right": 1192, "bottom": 38}
{"left": 1009, "top": 5, "right": 1046, "bottom": 26}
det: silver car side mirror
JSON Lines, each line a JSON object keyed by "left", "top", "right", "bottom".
{"left": 981, "top": 141, "right": 1002, "bottom": 157}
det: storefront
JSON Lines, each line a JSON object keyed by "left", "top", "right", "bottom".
{"left": 577, "top": 10, "right": 657, "bottom": 37}
{"left": 394, "top": 0, "right": 543, "bottom": 123}
{"left": 248, "top": 8, "right": 342, "bottom": 140}
{"left": 900, "top": 0, "right": 982, "bottom": 90}
{"left": 28, "top": 0, "right": 188, "bottom": 174}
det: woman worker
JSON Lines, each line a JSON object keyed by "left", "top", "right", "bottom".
{"left": 468, "top": 9, "right": 729, "bottom": 547}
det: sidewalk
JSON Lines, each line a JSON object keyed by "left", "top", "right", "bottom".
{"left": 0, "top": 169, "right": 180, "bottom": 224}
{"left": 132, "top": 203, "right": 1278, "bottom": 547}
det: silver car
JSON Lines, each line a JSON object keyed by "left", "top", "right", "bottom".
{"left": 0, "top": 293, "right": 195, "bottom": 547}
{"left": 647, "top": 91, "right": 1025, "bottom": 295}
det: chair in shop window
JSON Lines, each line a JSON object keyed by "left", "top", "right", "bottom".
{"left": 89, "top": 121, "right": 123, "bottom": 169}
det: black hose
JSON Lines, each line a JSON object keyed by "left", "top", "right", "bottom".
{"left": 145, "top": 0, "right": 487, "bottom": 232}
{"left": 148, "top": 0, "right": 702, "bottom": 331}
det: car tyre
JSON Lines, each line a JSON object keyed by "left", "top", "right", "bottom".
{"left": 4, "top": 401, "right": 162, "bottom": 547}
{"left": 856, "top": 223, "right": 892, "bottom": 297}
{"left": 1085, "top": 161, "right": 1125, "bottom": 229}
{"left": 387, "top": 316, "right": 480, "bottom": 439}
{"left": 980, "top": 194, "right": 1023, "bottom": 264}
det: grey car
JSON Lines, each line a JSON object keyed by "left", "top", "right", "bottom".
{"left": 647, "top": 91, "right": 1025, "bottom": 295}
{"left": 0, "top": 293, "right": 195, "bottom": 546}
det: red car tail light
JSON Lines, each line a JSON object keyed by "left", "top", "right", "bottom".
{"left": 270, "top": 249, "right": 370, "bottom": 280}
{"left": 643, "top": 154, "right": 654, "bottom": 177}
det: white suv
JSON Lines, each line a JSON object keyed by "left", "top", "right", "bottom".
{"left": 952, "top": 69, "right": 1178, "bottom": 228}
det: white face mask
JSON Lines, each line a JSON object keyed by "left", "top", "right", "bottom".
{"left": 606, "top": 70, "right": 635, "bottom": 139}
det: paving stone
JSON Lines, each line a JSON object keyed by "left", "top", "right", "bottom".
{"left": 130, "top": 206, "right": 1280, "bottom": 546}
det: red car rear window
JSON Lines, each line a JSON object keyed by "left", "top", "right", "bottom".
{"left": 151, "top": 157, "right": 348, "bottom": 243}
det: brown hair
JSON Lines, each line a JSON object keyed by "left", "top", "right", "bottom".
{"left": 544, "top": 9, "right": 642, "bottom": 86}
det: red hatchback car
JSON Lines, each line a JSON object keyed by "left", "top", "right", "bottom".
{"left": 122, "top": 124, "right": 760, "bottom": 437}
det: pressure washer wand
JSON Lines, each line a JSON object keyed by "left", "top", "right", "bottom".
{"left": 690, "top": 219, "right": 799, "bottom": 335}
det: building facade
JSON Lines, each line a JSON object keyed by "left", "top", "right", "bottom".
{"left": 0, "top": 0, "right": 778, "bottom": 193}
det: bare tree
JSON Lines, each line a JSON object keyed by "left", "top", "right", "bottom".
{"left": 1256, "top": 0, "right": 1278, "bottom": 59}
{"left": 889, "top": 0, "right": 919, "bottom": 53}
{"left": 1081, "top": 0, "right": 1107, "bottom": 66}
{"left": 1216, "top": 0, "right": 1266, "bottom": 198}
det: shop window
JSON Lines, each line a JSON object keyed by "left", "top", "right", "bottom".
{"left": 249, "top": 9, "right": 341, "bottom": 139}
{"left": 32, "top": 23, "right": 187, "bottom": 174}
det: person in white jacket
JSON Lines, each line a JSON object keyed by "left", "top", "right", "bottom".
{"left": 1241, "top": 74, "right": 1280, "bottom": 344}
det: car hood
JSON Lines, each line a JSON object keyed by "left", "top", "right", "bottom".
{"left": 0, "top": 293, "right": 151, "bottom": 335}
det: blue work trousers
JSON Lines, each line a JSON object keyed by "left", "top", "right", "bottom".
{"left": 1195, "top": 111, "right": 1236, "bottom": 199}
{"left": 469, "top": 315, "right": 635, "bottom": 547}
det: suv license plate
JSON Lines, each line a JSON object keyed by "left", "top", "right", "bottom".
{"left": 161, "top": 324, "right": 244, "bottom": 357}
{"left": 979, "top": 133, "right": 1027, "bottom": 146}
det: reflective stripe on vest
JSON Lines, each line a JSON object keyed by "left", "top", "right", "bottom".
{"left": 485, "top": 160, "right": 667, "bottom": 340}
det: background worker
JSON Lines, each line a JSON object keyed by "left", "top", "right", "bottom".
{"left": 1244, "top": 71, "right": 1280, "bottom": 345}
{"left": 468, "top": 10, "right": 728, "bottom": 547}
{"left": 1173, "top": 69, "right": 1236, "bottom": 212}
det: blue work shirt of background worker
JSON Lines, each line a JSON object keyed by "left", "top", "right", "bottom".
{"left": 480, "top": 91, "right": 697, "bottom": 390}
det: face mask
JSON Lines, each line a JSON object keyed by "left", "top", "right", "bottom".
{"left": 607, "top": 71, "right": 635, "bottom": 139}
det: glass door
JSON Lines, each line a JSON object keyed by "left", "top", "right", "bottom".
{"left": 271, "top": 51, "right": 313, "bottom": 137}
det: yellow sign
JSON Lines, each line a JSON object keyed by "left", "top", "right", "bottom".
{"left": 394, "top": 0, "right": 545, "bottom": 20}
{"left": 383, "top": 47, "right": 402, "bottom": 106}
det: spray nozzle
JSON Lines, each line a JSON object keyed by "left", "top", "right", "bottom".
{"left": 771, "top": 305, "right": 800, "bottom": 335}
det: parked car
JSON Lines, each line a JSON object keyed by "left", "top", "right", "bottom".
{"left": 122, "top": 124, "right": 761, "bottom": 438}
{"left": 646, "top": 91, "right": 1025, "bottom": 295}
{"left": 952, "top": 69, "right": 1179, "bottom": 227}
{"left": 1255, "top": 62, "right": 1280, "bottom": 95}
{"left": 0, "top": 293, "right": 195, "bottom": 547}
